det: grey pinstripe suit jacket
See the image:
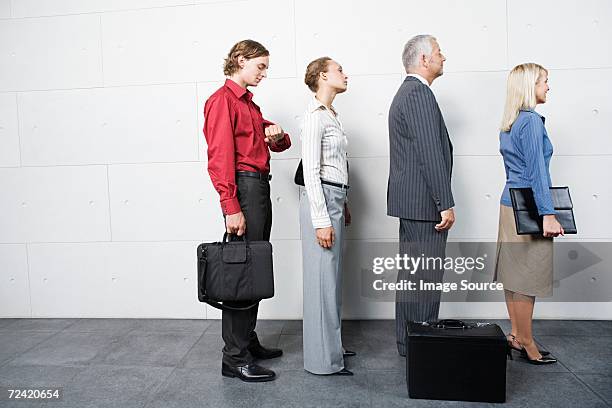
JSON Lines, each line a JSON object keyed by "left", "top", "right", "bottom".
{"left": 387, "top": 76, "right": 454, "bottom": 222}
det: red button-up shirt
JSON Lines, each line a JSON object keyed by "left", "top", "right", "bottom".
{"left": 203, "top": 79, "right": 291, "bottom": 215}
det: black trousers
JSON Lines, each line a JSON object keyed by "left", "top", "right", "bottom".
{"left": 395, "top": 218, "right": 448, "bottom": 355}
{"left": 222, "top": 176, "right": 272, "bottom": 366}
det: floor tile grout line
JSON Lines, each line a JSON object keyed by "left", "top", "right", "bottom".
{"left": 0, "top": 326, "right": 68, "bottom": 370}
{"left": 568, "top": 369, "right": 612, "bottom": 407}
{"left": 141, "top": 328, "right": 208, "bottom": 408}
{"left": 528, "top": 334, "right": 612, "bottom": 406}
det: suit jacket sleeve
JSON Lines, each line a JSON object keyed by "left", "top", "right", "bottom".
{"left": 403, "top": 85, "right": 454, "bottom": 212}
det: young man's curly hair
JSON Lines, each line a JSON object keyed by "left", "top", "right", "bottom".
{"left": 223, "top": 40, "right": 269, "bottom": 76}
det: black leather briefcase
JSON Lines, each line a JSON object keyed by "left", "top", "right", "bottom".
{"left": 407, "top": 320, "right": 507, "bottom": 403}
{"left": 509, "top": 186, "right": 577, "bottom": 235}
{"left": 197, "top": 233, "right": 274, "bottom": 311}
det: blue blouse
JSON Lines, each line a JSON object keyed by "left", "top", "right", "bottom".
{"left": 499, "top": 109, "right": 555, "bottom": 215}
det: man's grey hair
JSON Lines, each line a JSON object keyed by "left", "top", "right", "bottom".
{"left": 402, "top": 34, "right": 436, "bottom": 72}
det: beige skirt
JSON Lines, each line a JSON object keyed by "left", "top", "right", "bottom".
{"left": 494, "top": 205, "right": 553, "bottom": 297}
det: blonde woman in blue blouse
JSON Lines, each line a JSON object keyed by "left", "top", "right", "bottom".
{"left": 495, "top": 63, "right": 563, "bottom": 365}
{"left": 300, "top": 57, "right": 354, "bottom": 376}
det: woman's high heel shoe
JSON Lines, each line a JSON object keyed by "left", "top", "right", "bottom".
{"left": 507, "top": 334, "right": 550, "bottom": 356}
{"left": 511, "top": 336, "right": 557, "bottom": 365}
{"left": 523, "top": 354, "right": 558, "bottom": 365}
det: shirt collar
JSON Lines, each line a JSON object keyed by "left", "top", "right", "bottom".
{"left": 520, "top": 108, "right": 546, "bottom": 123}
{"left": 308, "top": 95, "right": 337, "bottom": 115}
{"left": 225, "top": 78, "right": 252, "bottom": 100}
{"left": 406, "top": 73, "right": 430, "bottom": 88}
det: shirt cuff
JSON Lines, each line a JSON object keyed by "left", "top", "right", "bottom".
{"left": 221, "top": 197, "right": 241, "bottom": 215}
{"left": 311, "top": 215, "right": 332, "bottom": 229}
{"left": 270, "top": 134, "right": 290, "bottom": 151}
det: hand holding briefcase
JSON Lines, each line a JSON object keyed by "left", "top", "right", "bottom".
{"left": 197, "top": 233, "right": 274, "bottom": 311}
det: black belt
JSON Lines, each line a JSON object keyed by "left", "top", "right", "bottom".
{"left": 236, "top": 170, "right": 272, "bottom": 181}
{"left": 296, "top": 178, "right": 349, "bottom": 190}
{"left": 320, "top": 179, "right": 350, "bottom": 190}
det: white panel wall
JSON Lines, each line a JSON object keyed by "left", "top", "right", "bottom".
{"left": 0, "top": 0, "right": 10, "bottom": 18}
{"left": 0, "top": 0, "right": 610, "bottom": 319}
{"left": 27, "top": 242, "right": 203, "bottom": 318}
{"left": 11, "top": 0, "right": 195, "bottom": 17}
{"left": 0, "top": 14, "right": 103, "bottom": 91}
{"left": 538, "top": 69, "right": 612, "bottom": 155}
{"left": 0, "top": 166, "right": 111, "bottom": 243}
{"left": 0, "top": 93, "right": 19, "bottom": 167}
{"left": 108, "top": 162, "right": 222, "bottom": 242}
{"left": 101, "top": 0, "right": 294, "bottom": 86}
{"left": 508, "top": 0, "right": 612, "bottom": 69}
{"left": 0, "top": 244, "right": 30, "bottom": 317}
{"left": 18, "top": 84, "right": 199, "bottom": 166}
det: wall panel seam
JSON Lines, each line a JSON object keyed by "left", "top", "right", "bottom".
{"left": 24, "top": 243, "right": 33, "bottom": 318}
{"left": 98, "top": 14, "right": 105, "bottom": 87}
{"left": 3, "top": 2, "right": 245, "bottom": 20}
{"left": 15, "top": 92, "right": 22, "bottom": 166}
{"left": 106, "top": 165, "right": 114, "bottom": 241}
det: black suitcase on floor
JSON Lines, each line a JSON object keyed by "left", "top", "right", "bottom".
{"left": 406, "top": 320, "right": 507, "bottom": 403}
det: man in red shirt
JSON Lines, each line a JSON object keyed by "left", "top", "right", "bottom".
{"left": 203, "top": 39, "right": 291, "bottom": 382}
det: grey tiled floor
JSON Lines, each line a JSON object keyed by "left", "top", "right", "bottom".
{"left": 0, "top": 319, "right": 610, "bottom": 407}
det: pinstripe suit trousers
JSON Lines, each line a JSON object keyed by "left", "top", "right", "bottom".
{"left": 395, "top": 218, "right": 448, "bottom": 356}
{"left": 300, "top": 185, "right": 346, "bottom": 374}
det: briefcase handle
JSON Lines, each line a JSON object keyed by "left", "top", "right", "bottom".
{"left": 433, "top": 319, "right": 470, "bottom": 329}
{"left": 222, "top": 232, "right": 251, "bottom": 245}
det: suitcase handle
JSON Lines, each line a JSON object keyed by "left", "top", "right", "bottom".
{"left": 433, "top": 319, "right": 470, "bottom": 329}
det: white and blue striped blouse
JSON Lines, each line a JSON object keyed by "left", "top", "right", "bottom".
{"left": 499, "top": 109, "right": 555, "bottom": 215}
{"left": 300, "top": 96, "right": 349, "bottom": 229}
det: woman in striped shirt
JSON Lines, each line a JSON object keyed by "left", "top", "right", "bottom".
{"left": 300, "top": 57, "right": 354, "bottom": 376}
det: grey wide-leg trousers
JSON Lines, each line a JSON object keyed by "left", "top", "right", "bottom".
{"left": 300, "top": 184, "right": 347, "bottom": 374}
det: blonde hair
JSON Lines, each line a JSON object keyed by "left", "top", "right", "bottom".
{"left": 500, "top": 63, "right": 548, "bottom": 132}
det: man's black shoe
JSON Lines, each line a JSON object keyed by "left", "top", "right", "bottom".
{"left": 221, "top": 363, "right": 276, "bottom": 382}
{"left": 343, "top": 349, "right": 356, "bottom": 357}
{"left": 248, "top": 344, "right": 283, "bottom": 360}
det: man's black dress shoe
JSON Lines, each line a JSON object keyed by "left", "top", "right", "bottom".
{"left": 248, "top": 344, "right": 283, "bottom": 360}
{"left": 343, "top": 349, "right": 356, "bottom": 357}
{"left": 331, "top": 368, "right": 353, "bottom": 376}
{"left": 221, "top": 362, "right": 276, "bottom": 382}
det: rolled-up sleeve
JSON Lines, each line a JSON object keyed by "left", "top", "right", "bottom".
{"left": 520, "top": 115, "right": 555, "bottom": 216}
{"left": 301, "top": 111, "right": 331, "bottom": 229}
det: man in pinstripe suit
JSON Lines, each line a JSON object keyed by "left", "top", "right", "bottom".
{"left": 387, "top": 35, "right": 455, "bottom": 356}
